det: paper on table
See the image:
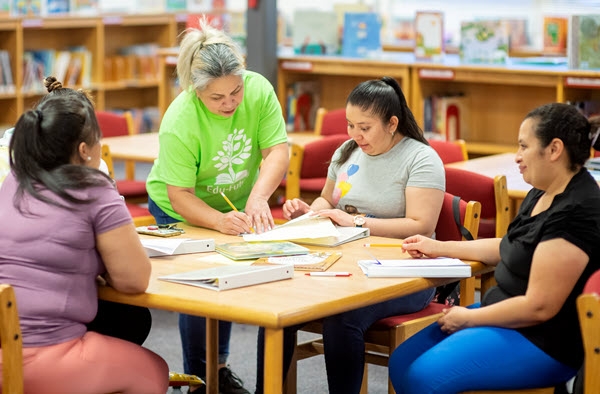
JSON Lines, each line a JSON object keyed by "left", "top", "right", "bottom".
{"left": 376, "top": 258, "right": 467, "bottom": 267}
{"left": 141, "top": 238, "right": 193, "bottom": 255}
{"left": 242, "top": 212, "right": 340, "bottom": 242}
{"left": 195, "top": 254, "right": 254, "bottom": 266}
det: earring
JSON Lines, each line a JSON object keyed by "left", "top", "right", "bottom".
{"left": 87, "top": 156, "right": 92, "bottom": 161}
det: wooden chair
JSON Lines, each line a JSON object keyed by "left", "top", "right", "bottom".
{"left": 445, "top": 168, "right": 511, "bottom": 239}
{"left": 313, "top": 107, "right": 347, "bottom": 136}
{"left": 96, "top": 110, "right": 147, "bottom": 204}
{"left": 287, "top": 193, "right": 482, "bottom": 394}
{"left": 429, "top": 139, "right": 469, "bottom": 164}
{"left": 0, "top": 284, "right": 23, "bottom": 394}
{"left": 101, "top": 144, "right": 155, "bottom": 227}
{"left": 577, "top": 268, "right": 600, "bottom": 394}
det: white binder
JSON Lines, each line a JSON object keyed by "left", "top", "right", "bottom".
{"left": 141, "top": 238, "right": 215, "bottom": 257}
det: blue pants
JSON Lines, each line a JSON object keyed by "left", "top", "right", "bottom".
{"left": 255, "top": 288, "right": 435, "bottom": 394}
{"left": 389, "top": 303, "right": 577, "bottom": 394}
{"left": 148, "top": 197, "right": 232, "bottom": 377}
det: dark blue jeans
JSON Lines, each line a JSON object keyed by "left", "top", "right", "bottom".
{"left": 255, "top": 288, "right": 435, "bottom": 394}
{"left": 148, "top": 197, "right": 233, "bottom": 377}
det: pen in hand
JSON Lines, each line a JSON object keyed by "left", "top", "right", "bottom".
{"left": 220, "top": 191, "right": 255, "bottom": 233}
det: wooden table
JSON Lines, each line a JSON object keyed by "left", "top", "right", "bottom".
{"left": 98, "top": 225, "right": 493, "bottom": 394}
{"left": 445, "top": 152, "right": 531, "bottom": 215}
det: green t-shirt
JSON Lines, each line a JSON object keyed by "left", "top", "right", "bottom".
{"left": 146, "top": 70, "right": 287, "bottom": 221}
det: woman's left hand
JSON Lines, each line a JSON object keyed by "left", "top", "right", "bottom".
{"left": 245, "top": 196, "right": 275, "bottom": 233}
{"left": 315, "top": 209, "right": 354, "bottom": 227}
{"left": 437, "top": 306, "right": 471, "bottom": 334}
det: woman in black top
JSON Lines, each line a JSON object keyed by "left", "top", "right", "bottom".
{"left": 388, "top": 102, "right": 600, "bottom": 393}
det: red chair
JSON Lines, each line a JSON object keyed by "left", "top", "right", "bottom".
{"left": 429, "top": 139, "right": 469, "bottom": 164}
{"left": 288, "top": 193, "right": 482, "bottom": 394}
{"left": 96, "top": 110, "right": 148, "bottom": 204}
{"left": 101, "top": 145, "right": 155, "bottom": 227}
{"left": 445, "top": 167, "right": 510, "bottom": 239}
{"left": 314, "top": 107, "right": 347, "bottom": 136}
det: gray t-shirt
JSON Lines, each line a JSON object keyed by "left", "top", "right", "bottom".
{"left": 327, "top": 137, "right": 445, "bottom": 218}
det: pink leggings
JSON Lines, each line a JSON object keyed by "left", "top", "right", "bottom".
{"left": 3, "top": 331, "right": 169, "bottom": 394}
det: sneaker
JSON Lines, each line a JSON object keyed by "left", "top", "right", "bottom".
{"left": 218, "top": 366, "right": 250, "bottom": 394}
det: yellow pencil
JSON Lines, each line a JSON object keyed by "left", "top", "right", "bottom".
{"left": 220, "top": 192, "right": 255, "bottom": 233}
{"left": 363, "top": 243, "right": 403, "bottom": 248}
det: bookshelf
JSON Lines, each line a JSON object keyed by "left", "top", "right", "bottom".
{"left": 277, "top": 54, "right": 600, "bottom": 157}
{"left": 0, "top": 13, "right": 182, "bottom": 130}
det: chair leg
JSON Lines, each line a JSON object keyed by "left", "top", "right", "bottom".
{"left": 359, "top": 365, "right": 368, "bottom": 394}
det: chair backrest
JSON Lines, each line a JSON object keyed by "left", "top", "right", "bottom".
{"left": 285, "top": 135, "right": 349, "bottom": 201}
{"left": 0, "top": 284, "right": 24, "bottom": 394}
{"left": 101, "top": 144, "right": 115, "bottom": 179}
{"left": 429, "top": 139, "right": 468, "bottom": 164}
{"left": 96, "top": 110, "right": 135, "bottom": 138}
{"left": 445, "top": 167, "right": 510, "bottom": 238}
{"left": 435, "top": 192, "right": 481, "bottom": 242}
{"left": 314, "top": 107, "right": 347, "bottom": 136}
{"left": 577, "top": 269, "right": 600, "bottom": 394}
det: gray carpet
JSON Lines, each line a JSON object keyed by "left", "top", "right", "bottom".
{"left": 143, "top": 309, "right": 390, "bottom": 394}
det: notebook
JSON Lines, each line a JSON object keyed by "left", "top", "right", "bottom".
{"left": 215, "top": 241, "right": 309, "bottom": 261}
{"left": 358, "top": 258, "right": 471, "bottom": 278}
{"left": 158, "top": 264, "right": 294, "bottom": 291}
{"left": 252, "top": 251, "right": 343, "bottom": 271}
{"left": 292, "top": 226, "right": 370, "bottom": 247}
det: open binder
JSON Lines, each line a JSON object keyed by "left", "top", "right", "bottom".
{"left": 158, "top": 264, "right": 294, "bottom": 291}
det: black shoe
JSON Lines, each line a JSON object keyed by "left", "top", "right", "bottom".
{"left": 218, "top": 366, "right": 250, "bottom": 394}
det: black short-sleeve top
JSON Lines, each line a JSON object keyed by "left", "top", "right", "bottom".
{"left": 482, "top": 168, "right": 600, "bottom": 369}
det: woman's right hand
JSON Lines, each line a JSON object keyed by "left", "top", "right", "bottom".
{"left": 282, "top": 198, "right": 311, "bottom": 220}
{"left": 402, "top": 234, "right": 444, "bottom": 259}
{"left": 216, "top": 211, "right": 254, "bottom": 235}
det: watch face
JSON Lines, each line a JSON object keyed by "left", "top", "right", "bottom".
{"left": 354, "top": 215, "right": 366, "bottom": 226}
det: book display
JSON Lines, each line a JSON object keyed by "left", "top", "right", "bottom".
{"left": 414, "top": 11, "right": 444, "bottom": 61}
{"left": 543, "top": 16, "right": 568, "bottom": 55}
{"left": 292, "top": 10, "right": 338, "bottom": 55}
{"left": 459, "top": 20, "right": 509, "bottom": 64}
{"left": 569, "top": 14, "right": 600, "bottom": 70}
{"left": 341, "top": 12, "right": 382, "bottom": 58}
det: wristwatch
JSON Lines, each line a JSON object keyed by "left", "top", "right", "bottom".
{"left": 353, "top": 215, "right": 366, "bottom": 228}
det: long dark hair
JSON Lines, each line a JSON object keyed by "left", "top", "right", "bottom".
{"left": 9, "top": 78, "right": 111, "bottom": 212}
{"left": 336, "top": 76, "right": 427, "bottom": 165}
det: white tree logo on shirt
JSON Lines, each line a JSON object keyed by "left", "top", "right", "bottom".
{"left": 213, "top": 128, "right": 252, "bottom": 184}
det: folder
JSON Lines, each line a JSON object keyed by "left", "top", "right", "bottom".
{"left": 358, "top": 258, "right": 471, "bottom": 278}
{"left": 158, "top": 264, "right": 294, "bottom": 291}
{"left": 292, "top": 226, "right": 370, "bottom": 247}
{"left": 141, "top": 238, "right": 215, "bottom": 257}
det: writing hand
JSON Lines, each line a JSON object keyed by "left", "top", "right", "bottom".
{"left": 216, "top": 211, "right": 253, "bottom": 235}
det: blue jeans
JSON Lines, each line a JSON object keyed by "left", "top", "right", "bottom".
{"left": 148, "top": 197, "right": 232, "bottom": 377}
{"left": 255, "top": 288, "right": 435, "bottom": 394}
{"left": 389, "top": 303, "right": 577, "bottom": 394}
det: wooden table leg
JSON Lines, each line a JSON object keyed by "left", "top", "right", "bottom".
{"left": 264, "top": 327, "right": 284, "bottom": 394}
{"left": 206, "top": 318, "right": 219, "bottom": 394}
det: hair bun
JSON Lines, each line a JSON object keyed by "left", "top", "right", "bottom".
{"left": 43, "top": 76, "right": 63, "bottom": 93}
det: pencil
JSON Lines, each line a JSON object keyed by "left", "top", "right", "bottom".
{"left": 220, "top": 191, "right": 238, "bottom": 212}
{"left": 363, "top": 243, "right": 403, "bottom": 248}
{"left": 221, "top": 192, "right": 255, "bottom": 233}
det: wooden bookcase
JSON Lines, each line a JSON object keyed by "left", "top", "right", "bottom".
{"left": 277, "top": 54, "right": 600, "bottom": 156}
{"left": 0, "top": 13, "right": 181, "bottom": 131}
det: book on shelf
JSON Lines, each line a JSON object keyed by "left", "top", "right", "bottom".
{"left": 165, "top": 0, "right": 185, "bottom": 11}
{"left": 333, "top": 2, "right": 370, "bottom": 48}
{"left": 569, "top": 15, "right": 600, "bottom": 70}
{"left": 382, "top": 16, "right": 415, "bottom": 47}
{"left": 423, "top": 94, "right": 469, "bottom": 141}
{"left": 414, "top": 11, "right": 444, "bottom": 61}
{"left": 69, "top": 0, "right": 97, "bottom": 14}
{"left": 215, "top": 241, "right": 309, "bottom": 261}
{"left": 158, "top": 264, "right": 294, "bottom": 291}
{"left": 459, "top": 20, "right": 509, "bottom": 64}
{"left": 501, "top": 19, "right": 529, "bottom": 51}
{"left": 252, "top": 251, "right": 343, "bottom": 272}
{"left": 292, "top": 10, "right": 339, "bottom": 55}
{"left": 46, "top": 0, "right": 69, "bottom": 14}
{"left": 358, "top": 258, "right": 471, "bottom": 278}
{"left": 0, "top": 51, "right": 14, "bottom": 94}
{"left": 341, "top": 12, "right": 382, "bottom": 58}
{"left": 543, "top": 16, "right": 568, "bottom": 55}
{"left": 11, "top": 0, "right": 41, "bottom": 15}
{"left": 285, "top": 80, "right": 320, "bottom": 132}
{"left": 0, "top": 0, "right": 8, "bottom": 16}
{"left": 141, "top": 238, "right": 215, "bottom": 257}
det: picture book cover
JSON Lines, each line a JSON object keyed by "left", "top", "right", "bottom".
{"left": 216, "top": 241, "right": 309, "bottom": 261}
{"left": 383, "top": 16, "right": 415, "bottom": 47}
{"left": 460, "top": 20, "right": 509, "bottom": 64}
{"left": 70, "top": 0, "right": 97, "bottom": 15}
{"left": 292, "top": 10, "right": 339, "bottom": 55}
{"left": 11, "top": 0, "right": 41, "bottom": 16}
{"left": 253, "top": 251, "right": 343, "bottom": 272}
{"left": 501, "top": 19, "right": 529, "bottom": 51}
{"left": 414, "top": 11, "right": 444, "bottom": 61}
{"left": 341, "top": 12, "right": 382, "bottom": 58}
{"left": 569, "top": 15, "right": 600, "bottom": 70}
{"left": 543, "top": 16, "right": 568, "bottom": 55}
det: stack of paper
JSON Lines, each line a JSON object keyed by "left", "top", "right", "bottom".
{"left": 358, "top": 258, "right": 471, "bottom": 278}
{"left": 141, "top": 238, "right": 215, "bottom": 257}
{"left": 215, "top": 241, "right": 309, "bottom": 261}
